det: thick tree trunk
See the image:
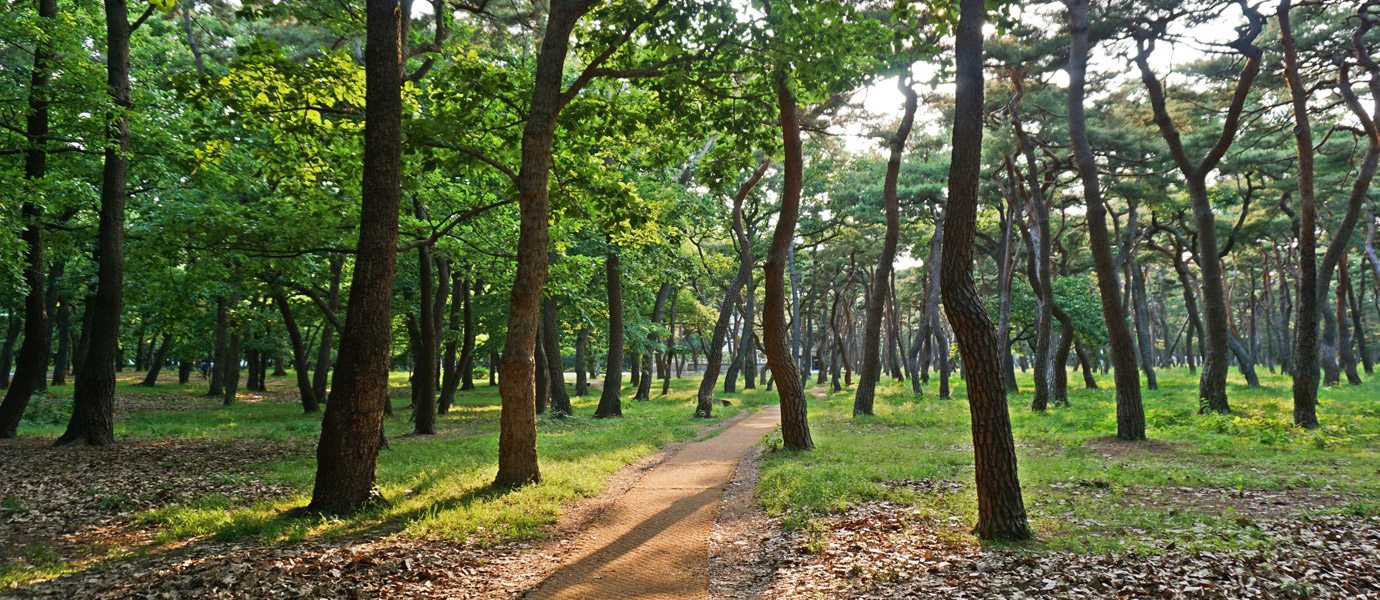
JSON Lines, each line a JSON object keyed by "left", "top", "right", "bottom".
{"left": 595, "top": 247, "right": 625, "bottom": 418}
{"left": 940, "top": 0, "right": 1030, "bottom": 540}
{"left": 222, "top": 305, "right": 242, "bottom": 406}
{"left": 494, "top": 1, "right": 594, "bottom": 487}
{"left": 1068, "top": 0, "right": 1143, "bottom": 439}
{"left": 307, "top": 0, "right": 402, "bottom": 513}
{"left": 765, "top": 73, "right": 811, "bottom": 450}
{"left": 272, "top": 290, "right": 320, "bottom": 412}
{"left": 55, "top": 0, "right": 133, "bottom": 447}
{"left": 695, "top": 158, "right": 769, "bottom": 417}
{"left": 855, "top": 78, "right": 917, "bottom": 416}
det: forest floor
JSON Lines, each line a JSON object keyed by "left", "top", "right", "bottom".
{"left": 2, "top": 368, "right": 1379, "bottom": 599}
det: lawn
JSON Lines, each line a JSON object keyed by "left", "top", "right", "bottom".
{"left": 2, "top": 371, "right": 779, "bottom": 587}
{"left": 758, "top": 367, "right": 1380, "bottom": 554}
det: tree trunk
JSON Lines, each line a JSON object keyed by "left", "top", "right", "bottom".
{"left": 1338, "top": 255, "right": 1362, "bottom": 385}
{"left": 544, "top": 274, "right": 572, "bottom": 416}
{"left": 307, "top": 0, "right": 402, "bottom": 513}
{"left": 636, "top": 282, "right": 671, "bottom": 402}
{"left": 595, "top": 246, "right": 625, "bottom": 418}
{"left": 1068, "top": 0, "right": 1143, "bottom": 439}
{"left": 574, "top": 325, "right": 589, "bottom": 396}
{"left": 313, "top": 256, "right": 344, "bottom": 403}
{"left": 0, "top": 315, "right": 20, "bottom": 390}
{"left": 412, "top": 228, "right": 439, "bottom": 435}
{"left": 272, "top": 290, "right": 319, "bottom": 412}
{"left": 222, "top": 303, "right": 242, "bottom": 406}
{"left": 209, "top": 297, "right": 228, "bottom": 396}
{"left": 534, "top": 319, "right": 549, "bottom": 415}
{"left": 695, "top": 158, "right": 769, "bottom": 417}
{"left": 55, "top": 0, "right": 133, "bottom": 447}
{"left": 138, "top": 334, "right": 172, "bottom": 387}
{"left": 1074, "top": 339, "right": 1098, "bottom": 389}
{"left": 854, "top": 78, "right": 917, "bottom": 416}
{"left": 663, "top": 287, "right": 677, "bottom": 396}
{"left": 765, "top": 72, "right": 811, "bottom": 450}
{"left": 439, "top": 271, "right": 463, "bottom": 413}
{"left": 459, "top": 277, "right": 477, "bottom": 391}
{"left": 493, "top": 0, "right": 600, "bottom": 486}
{"left": 940, "top": 0, "right": 1031, "bottom": 540}
{"left": 0, "top": 0, "right": 56, "bottom": 430}
{"left": 1130, "top": 260, "right": 1159, "bottom": 391}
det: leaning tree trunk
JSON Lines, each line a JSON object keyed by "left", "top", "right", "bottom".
{"left": 493, "top": 1, "right": 594, "bottom": 487}
{"left": 764, "top": 72, "right": 812, "bottom": 451}
{"left": 854, "top": 78, "right": 918, "bottom": 417}
{"left": 272, "top": 290, "right": 319, "bottom": 412}
{"left": 55, "top": 0, "right": 134, "bottom": 447}
{"left": 695, "top": 158, "right": 770, "bottom": 417}
{"left": 138, "top": 334, "right": 172, "bottom": 387}
{"left": 940, "top": 0, "right": 1031, "bottom": 540}
{"left": 307, "top": 0, "right": 402, "bottom": 514}
{"left": 1068, "top": 0, "right": 1142, "bottom": 439}
{"left": 1134, "top": 5, "right": 1263, "bottom": 415}
{"left": 595, "top": 246, "right": 625, "bottom": 419}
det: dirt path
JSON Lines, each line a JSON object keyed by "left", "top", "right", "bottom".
{"left": 523, "top": 404, "right": 782, "bottom": 600}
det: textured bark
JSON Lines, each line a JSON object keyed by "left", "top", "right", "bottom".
{"left": 494, "top": 1, "right": 595, "bottom": 487}
{"left": 855, "top": 78, "right": 918, "bottom": 416}
{"left": 941, "top": 0, "right": 1031, "bottom": 540}
{"left": 272, "top": 290, "right": 319, "bottom": 412}
{"left": 1068, "top": 0, "right": 1142, "bottom": 439}
{"left": 695, "top": 158, "right": 769, "bottom": 417}
{"left": 595, "top": 247, "right": 625, "bottom": 419}
{"left": 1283, "top": 0, "right": 1380, "bottom": 427}
{"left": 765, "top": 73, "right": 811, "bottom": 451}
{"left": 1134, "top": 8, "right": 1262, "bottom": 415}
{"left": 55, "top": 0, "right": 134, "bottom": 447}
{"left": 0, "top": 315, "right": 18, "bottom": 390}
{"left": 307, "top": 0, "right": 402, "bottom": 513}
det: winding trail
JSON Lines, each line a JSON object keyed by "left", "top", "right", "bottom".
{"left": 524, "top": 404, "right": 781, "bottom": 600}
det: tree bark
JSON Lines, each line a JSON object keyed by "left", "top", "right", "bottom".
{"left": 941, "top": 0, "right": 1031, "bottom": 540}
{"left": 412, "top": 224, "right": 439, "bottom": 435}
{"left": 854, "top": 77, "right": 918, "bottom": 416}
{"left": 765, "top": 72, "right": 811, "bottom": 451}
{"left": 574, "top": 325, "right": 589, "bottom": 396}
{"left": 272, "top": 290, "right": 320, "bottom": 412}
{"left": 307, "top": 0, "right": 402, "bottom": 513}
{"left": 55, "top": 0, "right": 134, "bottom": 447}
{"left": 636, "top": 282, "right": 671, "bottom": 402}
{"left": 439, "top": 271, "right": 463, "bottom": 413}
{"left": 595, "top": 246, "right": 625, "bottom": 418}
{"left": 695, "top": 158, "right": 770, "bottom": 417}
{"left": 208, "top": 296, "right": 228, "bottom": 396}
{"left": 1068, "top": 0, "right": 1143, "bottom": 439}
{"left": 313, "top": 256, "right": 344, "bottom": 402}
{"left": 544, "top": 274, "right": 572, "bottom": 416}
{"left": 138, "top": 334, "right": 172, "bottom": 387}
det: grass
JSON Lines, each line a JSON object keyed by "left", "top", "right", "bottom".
{"left": 5, "top": 370, "right": 778, "bottom": 586}
{"left": 758, "top": 367, "right": 1380, "bottom": 554}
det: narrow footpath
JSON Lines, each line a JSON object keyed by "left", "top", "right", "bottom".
{"left": 523, "top": 404, "right": 782, "bottom": 600}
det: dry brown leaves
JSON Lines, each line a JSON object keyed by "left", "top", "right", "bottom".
{"left": 8, "top": 535, "right": 564, "bottom": 600}
{"left": 762, "top": 495, "right": 1380, "bottom": 599}
{"left": 0, "top": 438, "right": 301, "bottom": 563}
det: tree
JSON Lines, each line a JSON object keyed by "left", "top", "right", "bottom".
{"left": 1067, "top": 0, "right": 1144, "bottom": 440}
{"left": 306, "top": 0, "right": 402, "bottom": 514}
{"left": 940, "top": 0, "right": 1031, "bottom": 541}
